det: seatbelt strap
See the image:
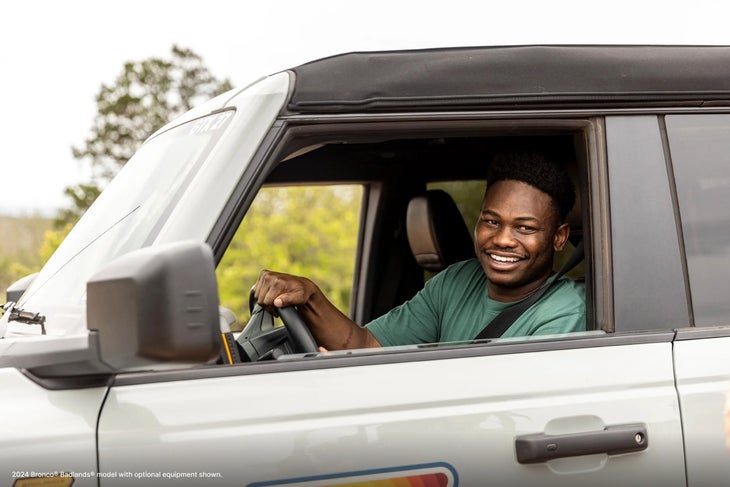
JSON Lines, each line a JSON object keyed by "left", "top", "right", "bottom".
{"left": 474, "top": 240, "right": 584, "bottom": 341}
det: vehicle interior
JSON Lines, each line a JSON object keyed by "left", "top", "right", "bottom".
{"left": 216, "top": 123, "right": 592, "bottom": 363}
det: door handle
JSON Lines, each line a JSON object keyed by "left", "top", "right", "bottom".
{"left": 515, "top": 423, "right": 648, "bottom": 464}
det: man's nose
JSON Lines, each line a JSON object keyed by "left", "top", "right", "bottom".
{"left": 492, "top": 225, "right": 517, "bottom": 247}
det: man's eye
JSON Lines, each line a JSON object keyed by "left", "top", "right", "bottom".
{"left": 482, "top": 219, "right": 499, "bottom": 227}
{"left": 516, "top": 225, "right": 537, "bottom": 233}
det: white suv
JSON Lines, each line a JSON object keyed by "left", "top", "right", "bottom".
{"left": 3, "top": 45, "right": 730, "bottom": 486}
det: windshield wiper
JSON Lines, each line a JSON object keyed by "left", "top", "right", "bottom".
{"left": 1, "top": 302, "right": 46, "bottom": 335}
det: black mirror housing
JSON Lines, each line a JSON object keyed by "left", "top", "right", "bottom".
{"left": 86, "top": 241, "right": 220, "bottom": 370}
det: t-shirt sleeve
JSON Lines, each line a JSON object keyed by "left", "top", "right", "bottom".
{"left": 365, "top": 271, "right": 448, "bottom": 347}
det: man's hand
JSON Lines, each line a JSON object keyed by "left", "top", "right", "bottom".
{"left": 254, "top": 270, "right": 318, "bottom": 310}
{"left": 252, "top": 269, "right": 381, "bottom": 351}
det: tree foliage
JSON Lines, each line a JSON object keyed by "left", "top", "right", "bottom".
{"left": 53, "top": 183, "right": 101, "bottom": 229}
{"left": 216, "top": 186, "right": 362, "bottom": 328}
{"left": 30, "top": 45, "right": 234, "bottom": 281}
{"left": 61, "top": 45, "right": 233, "bottom": 227}
{"left": 0, "top": 216, "right": 52, "bottom": 295}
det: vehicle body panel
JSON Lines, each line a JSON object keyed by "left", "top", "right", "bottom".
{"left": 0, "top": 369, "right": 107, "bottom": 486}
{"left": 97, "top": 340, "right": 684, "bottom": 486}
{"left": 674, "top": 334, "right": 730, "bottom": 485}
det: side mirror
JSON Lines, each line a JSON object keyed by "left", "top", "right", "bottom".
{"left": 6, "top": 272, "right": 38, "bottom": 303}
{"left": 86, "top": 241, "right": 220, "bottom": 371}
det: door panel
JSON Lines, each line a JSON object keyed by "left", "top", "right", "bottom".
{"left": 98, "top": 340, "right": 684, "bottom": 486}
{"left": 674, "top": 334, "right": 730, "bottom": 485}
{"left": 0, "top": 369, "right": 106, "bottom": 487}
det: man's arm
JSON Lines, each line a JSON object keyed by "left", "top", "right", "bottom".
{"left": 254, "top": 270, "right": 381, "bottom": 350}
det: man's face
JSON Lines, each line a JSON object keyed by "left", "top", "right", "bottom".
{"left": 474, "top": 179, "right": 569, "bottom": 302}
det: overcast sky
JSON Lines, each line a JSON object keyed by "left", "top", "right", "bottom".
{"left": 2, "top": 0, "right": 729, "bottom": 215}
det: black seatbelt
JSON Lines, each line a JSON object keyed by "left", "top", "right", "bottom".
{"left": 474, "top": 240, "right": 584, "bottom": 341}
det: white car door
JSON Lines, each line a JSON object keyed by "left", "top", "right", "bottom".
{"left": 0, "top": 368, "right": 107, "bottom": 487}
{"left": 96, "top": 334, "right": 684, "bottom": 486}
{"left": 674, "top": 334, "right": 730, "bottom": 485}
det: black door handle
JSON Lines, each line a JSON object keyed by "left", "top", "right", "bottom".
{"left": 515, "top": 423, "right": 648, "bottom": 464}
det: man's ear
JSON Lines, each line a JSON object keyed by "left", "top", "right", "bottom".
{"left": 553, "top": 223, "right": 570, "bottom": 251}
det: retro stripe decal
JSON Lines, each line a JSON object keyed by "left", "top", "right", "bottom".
{"left": 248, "top": 462, "right": 457, "bottom": 487}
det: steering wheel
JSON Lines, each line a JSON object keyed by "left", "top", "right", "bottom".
{"left": 277, "top": 306, "right": 318, "bottom": 353}
{"left": 248, "top": 288, "right": 318, "bottom": 354}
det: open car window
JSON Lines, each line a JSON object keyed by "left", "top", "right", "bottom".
{"left": 211, "top": 123, "right": 596, "bottom": 364}
{"left": 217, "top": 184, "right": 364, "bottom": 329}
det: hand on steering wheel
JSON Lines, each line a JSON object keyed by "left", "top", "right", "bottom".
{"left": 248, "top": 288, "right": 318, "bottom": 354}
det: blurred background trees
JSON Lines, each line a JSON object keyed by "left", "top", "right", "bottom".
{"left": 61, "top": 44, "right": 233, "bottom": 227}
{"left": 1, "top": 45, "right": 232, "bottom": 295}
{"left": 217, "top": 186, "right": 362, "bottom": 325}
{"left": 44, "top": 45, "right": 233, "bottom": 257}
{"left": 0, "top": 216, "right": 51, "bottom": 295}
{"left": 2, "top": 44, "right": 363, "bottom": 325}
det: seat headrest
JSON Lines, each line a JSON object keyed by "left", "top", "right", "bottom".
{"left": 406, "top": 190, "right": 475, "bottom": 273}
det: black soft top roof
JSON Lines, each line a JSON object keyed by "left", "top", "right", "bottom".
{"left": 287, "top": 45, "right": 730, "bottom": 113}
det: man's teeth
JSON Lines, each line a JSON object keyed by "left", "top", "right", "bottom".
{"left": 491, "top": 254, "right": 520, "bottom": 263}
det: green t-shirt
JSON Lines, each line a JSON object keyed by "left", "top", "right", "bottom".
{"left": 366, "top": 259, "right": 586, "bottom": 346}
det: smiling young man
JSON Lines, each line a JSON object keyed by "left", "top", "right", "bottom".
{"left": 254, "top": 150, "right": 586, "bottom": 350}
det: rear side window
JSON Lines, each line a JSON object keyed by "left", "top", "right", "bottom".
{"left": 667, "top": 115, "right": 730, "bottom": 326}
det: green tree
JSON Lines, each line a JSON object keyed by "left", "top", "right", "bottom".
{"left": 53, "top": 183, "right": 101, "bottom": 229}
{"left": 60, "top": 44, "right": 233, "bottom": 227}
{"left": 0, "top": 216, "right": 53, "bottom": 295}
{"left": 34, "top": 45, "right": 233, "bottom": 270}
{"left": 216, "top": 186, "right": 362, "bottom": 328}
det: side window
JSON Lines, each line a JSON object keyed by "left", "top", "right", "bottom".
{"left": 216, "top": 184, "right": 363, "bottom": 330}
{"left": 666, "top": 115, "right": 730, "bottom": 326}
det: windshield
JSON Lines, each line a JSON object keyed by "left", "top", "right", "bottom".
{"left": 2, "top": 73, "right": 290, "bottom": 340}
{"left": 5, "top": 111, "right": 233, "bottom": 337}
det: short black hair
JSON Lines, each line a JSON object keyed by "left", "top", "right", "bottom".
{"left": 486, "top": 149, "right": 576, "bottom": 223}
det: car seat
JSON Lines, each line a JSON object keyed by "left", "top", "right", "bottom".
{"left": 406, "top": 189, "right": 475, "bottom": 272}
